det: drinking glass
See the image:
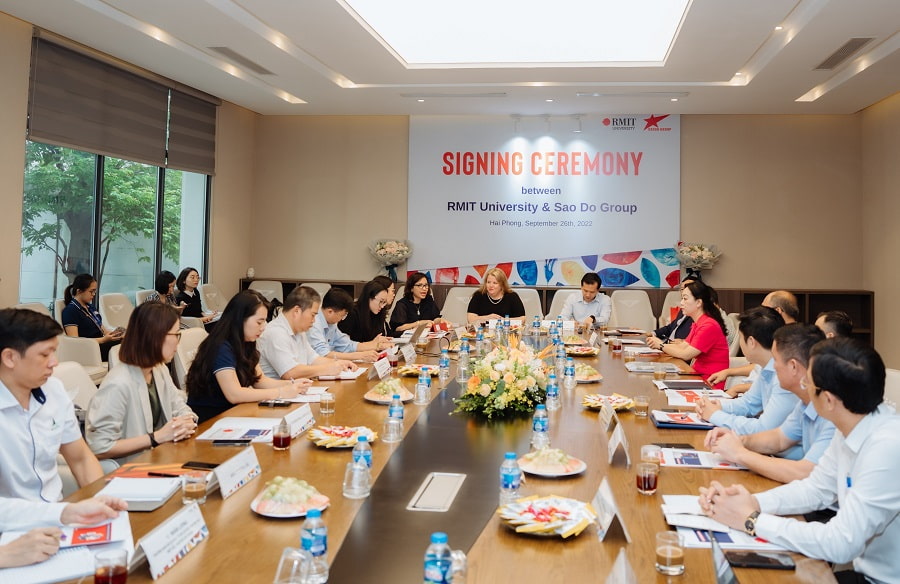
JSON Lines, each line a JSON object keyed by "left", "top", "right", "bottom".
{"left": 655, "top": 531, "right": 685, "bottom": 575}
{"left": 273, "top": 547, "right": 311, "bottom": 584}
{"left": 636, "top": 462, "right": 659, "bottom": 495}
{"left": 319, "top": 392, "right": 335, "bottom": 415}
{"left": 633, "top": 395, "right": 650, "bottom": 417}
{"left": 94, "top": 549, "right": 128, "bottom": 584}
{"left": 182, "top": 471, "right": 208, "bottom": 505}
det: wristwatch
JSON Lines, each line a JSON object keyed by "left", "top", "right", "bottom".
{"left": 744, "top": 510, "right": 760, "bottom": 536}
{"left": 148, "top": 432, "right": 160, "bottom": 449}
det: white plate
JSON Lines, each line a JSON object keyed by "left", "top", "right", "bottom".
{"left": 576, "top": 376, "right": 603, "bottom": 384}
{"left": 364, "top": 390, "right": 414, "bottom": 404}
{"left": 307, "top": 426, "right": 376, "bottom": 448}
{"left": 250, "top": 494, "right": 330, "bottom": 519}
{"left": 518, "top": 457, "right": 587, "bottom": 477}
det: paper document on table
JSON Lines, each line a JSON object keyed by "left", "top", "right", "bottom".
{"left": 665, "top": 389, "right": 731, "bottom": 406}
{"left": 99, "top": 478, "right": 181, "bottom": 504}
{"left": 285, "top": 386, "right": 329, "bottom": 402}
{"left": 654, "top": 379, "right": 711, "bottom": 390}
{"left": 625, "top": 362, "right": 679, "bottom": 373}
{"left": 651, "top": 411, "right": 714, "bottom": 430}
{"left": 676, "top": 526, "right": 785, "bottom": 551}
{"left": 660, "top": 448, "right": 745, "bottom": 470}
{"left": 603, "top": 337, "right": 646, "bottom": 345}
{"left": 196, "top": 417, "right": 277, "bottom": 442}
{"left": 318, "top": 368, "right": 367, "bottom": 381}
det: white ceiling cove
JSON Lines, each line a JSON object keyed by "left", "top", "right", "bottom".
{"left": 0, "top": 0, "right": 898, "bottom": 116}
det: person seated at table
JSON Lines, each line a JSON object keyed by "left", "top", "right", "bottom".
{"left": 308, "top": 288, "right": 387, "bottom": 362}
{"left": 146, "top": 270, "right": 189, "bottom": 324}
{"left": 185, "top": 290, "right": 306, "bottom": 423}
{"left": 466, "top": 268, "right": 526, "bottom": 324}
{"left": 698, "top": 338, "right": 898, "bottom": 584}
{"left": 650, "top": 281, "right": 729, "bottom": 388}
{"left": 815, "top": 310, "right": 853, "bottom": 339}
{"left": 696, "top": 307, "right": 798, "bottom": 436}
{"left": 175, "top": 267, "right": 218, "bottom": 328}
{"left": 558, "top": 272, "right": 610, "bottom": 330}
{"left": 647, "top": 277, "right": 695, "bottom": 345}
{"left": 372, "top": 275, "right": 399, "bottom": 335}
{"left": 390, "top": 272, "right": 447, "bottom": 334}
{"left": 60, "top": 273, "right": 123, "bottom": 361}
{"left": 704, "top": 324, "right": 833, "bottom": 483}
{"left": 0, "top": 496, "right": 127, "bottom": 568}
{"left": 259, "top": 286, "right": 358, "bottom": 380}
{"left": 339, "top": 280, "right": 394, "bottom": 343}
{"left": 0, "top": 309, "right": 105, "bottom": 501}
{"left": 86, "top": 302, "right": 198, "bottom": 464}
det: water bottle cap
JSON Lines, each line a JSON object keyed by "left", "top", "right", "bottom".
{"left": 431, "top": 532, "right": 449, "bottom": 544}
{"left": 392, "top": 394, "right": 401, "bottom": 398}
{"left": 307, "top": 508, "right": 321, "bottom": 518}
{"left": 357, "top": 435, "right": 368, "bottom": 443}
{"left": 536, "top": 404, "right": 546, "bottom": 411}
{"left": 549, "top": 372, "right": 556, "bottom": 378}
{"left": 504, "top": 452, "right": 517, "bottom": 459}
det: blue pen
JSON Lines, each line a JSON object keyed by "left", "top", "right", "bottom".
{"left": 846, "top": 476, "right": 852, "bottom": 488}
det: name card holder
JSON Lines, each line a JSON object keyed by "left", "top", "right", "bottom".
{"left": 400, "top": 343, "right": 417, "bottom": 364}
{"left": 285, "top": 404, "right": 315, "bottom": 437}
{"left": 213, "top": 446, "right": 261, "bottom": 499}
{"left": 130, "top": 503, "right": 208, "bottom": 580}
{"left": 371, "top": 356, "right": 391, "bottom": 380}
{"left": 604, "top": 547, "right": 637, "bottom": 584}
{"left": 591, "top": 477, "right": 631, "bottom": 543}
{"left": 453, "top": 326, "right": 467, "bottom": 341}
{"left": 607, "top": 421, "right": 631, "bottom": 466}
{"left": 589, "top": 332, "right": 598, "bottom": 347}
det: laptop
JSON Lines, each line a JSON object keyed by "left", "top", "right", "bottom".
{"left": 394, "top": 321, "right": 429, "bottom": 345}
{"left": 710, "top": 531, "right": 740, "bottom": 584}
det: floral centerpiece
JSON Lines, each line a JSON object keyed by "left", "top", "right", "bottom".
{"left": 675, "top": 241, "right": 721, "bottom": 280}
{"left": 369, "top": 239, "right": 412, "bottom": 281}
{"left": 453, "top": 345, "right": 548, "bottom": 420}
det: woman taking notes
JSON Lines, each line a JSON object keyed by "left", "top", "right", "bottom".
{"left": 390, "top": 272, "right": 446, "bottom": 333}
{"left": 61, "top": 273, "right": 123, "bottom": 361}
{"left": 466, "top": 268, "right": 526, "bottom": 323}
{"left": 339, "top": 280, "right": 393, "bottom": 347}
{"left": 85, "top": 302, "right": 197, "bottom": 464}
{"left": 185, "top": 290, "right": 304, "bottom": 423}
{"left": 651, "top": 280, "right": 729, "bottom": 388}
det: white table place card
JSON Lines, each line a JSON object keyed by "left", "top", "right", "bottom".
{"left": 605, "top": 547, "right": 637, "bottom": 584}
{"left": 131, "top": 503, "right": 208, "bottom": 580}
{"left": 284, "top": 404, "right": 315, "bottom": 437}
{"left": 372, "top": 356, "right": 392, "bottom": 380}
{"left": 607, "top": 422, "right": 631, "bottom": 466}
{"left": 213, "top": 446, "right": 261, "bottom": 499}
{"left": 592, "top": 477, "right": 631, "bottom": 543}
{"left": 453, "top": 326, "right": 467, "bottom": 341}
{"left": 562, "top": 320, "right": 576, "bottom": 333}
{"left": 589, "top": 332, "right": 598, "bottom": 347}
{"left": 400, "top": 342, "right": 417, "bottom": 364}
{"left": 598, "top": 405, "right": 617, "bottom": 433}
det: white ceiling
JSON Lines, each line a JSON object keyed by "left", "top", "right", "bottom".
{"left": 1, "top": 0, "right": 898, "bottom": 116}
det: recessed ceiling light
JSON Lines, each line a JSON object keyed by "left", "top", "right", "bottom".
{"left": 545, "top": 99, "right": 554, "bottom": 102}
{"left": 670, "top": 98, "right": 678, "bottom": 102}
{"left": 774, "top": 25, "right": 783, "bottom": 31}
{"left": 734, "top": 71, "right": 743, "bottom": 76}
{"left": 417, "top": 98, "right": 425, "bottom": 102}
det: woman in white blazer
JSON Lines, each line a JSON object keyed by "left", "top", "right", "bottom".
{"left": 86, "top": 302, "right": 198, "bottom": 465}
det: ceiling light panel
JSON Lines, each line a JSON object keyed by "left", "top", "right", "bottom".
{"left": 339, "top": 0, "right": 691, "bottom": 67}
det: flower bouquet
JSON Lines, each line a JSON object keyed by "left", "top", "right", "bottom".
{"left": 675, "top": 242, "right": 721, "bottom": 280}
{"left": 369, "top": 239, "right": 412, "bottom": 281}
{"left": 453, "top": 345, "right": 548, "bottom": 420}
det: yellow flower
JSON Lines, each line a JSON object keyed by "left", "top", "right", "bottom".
{"left": 489, "top": 370, "right": 500, "bottom": 382}
{"left": 479, "top": 384, "right": 492, "bottom": 397}
{"left": 503, "top": 372, "right": 516, "bottom": 385}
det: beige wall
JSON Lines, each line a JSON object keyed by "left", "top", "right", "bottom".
{"left": 862, "top": 93, "right": 900, "bottom": 367}
{"left": 251, "top": 116, "right": 409, "bottom": 281}
{"left": 0, "top": 13, "right": 33, "bottom": 307}
{"left": 208, "top": 102, "right": 259, "bottom": 299}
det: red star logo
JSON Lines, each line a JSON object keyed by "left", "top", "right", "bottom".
{"left": 602, "top": 118, "right": 611, "bottom": 126}
{"left": 643, "top": 114, "right": 670, "bottom": 130}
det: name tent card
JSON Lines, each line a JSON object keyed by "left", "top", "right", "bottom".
{"left": 604, "top": 547, "right": 638, "bottom": 584}
{"left": 400, "top": 343, "right": 417, "bottom": 364}
{"left": 598, "top": 406, "right": 619, "bottom": 434}
{"left": 371, "top": 356, "right": 392, "bottom": 380}
{"left": 589, "top": 331, "right": 598, "bottom": 347}
{"left": 607, "top": 422, "right": 631, "bottom": 466}
{"left": 213, "top": 446, "right": 261, "bottom": 499}
{"left": 592, "top": 477, "right": 632, "bottom": 543}
{"left": 284, "top": 404, "right": 315, "bottom": 437}
{"left": 453, "top": 326, "right": 467, "bottom": 341}
{"left": 562, "top": 320, "right": 576, "bottom": 333}
{"left": 131, "top": 503, "right": 208, "bottom": 580}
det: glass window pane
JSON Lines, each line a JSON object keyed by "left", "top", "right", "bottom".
{"left": 19, "top": 141, "right": 98, "bottom": 310}
{"left": 160, "top": 169, "right": 208, "bottom": 279}
{"left": 99, "top": 157, "right": 159, "bottom": 301}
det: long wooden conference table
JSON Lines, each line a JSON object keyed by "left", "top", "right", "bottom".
{"left": 68, "top": 337, "right": 835, "bottom": 583}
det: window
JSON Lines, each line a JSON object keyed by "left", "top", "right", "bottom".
{"left": 19, "top": 142, "right": 210, "bottom": 309}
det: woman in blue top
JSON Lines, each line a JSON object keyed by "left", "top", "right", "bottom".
{"left": 61, "top": 273, "right": 123, "bottom": 361}
{"left": 185, "top": 290, "right": 302, "bottom": 423}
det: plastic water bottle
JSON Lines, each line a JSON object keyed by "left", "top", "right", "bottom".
{"left": 563, "top": 357, "right": 577, "bottom": 390}
{"left": 475, "top": 327, "right": 485, "bottom": 356}
{"left": 300, "top": 508, "right": 328, "bottom": 584}
{"left": 424, "top": 532, "right": 453, "bottom": 584}
{"left": 388, "top": 393, "right": 404, "bottom": 420}
{"left": 456, "top": 342, "right": 470, "bottom": 383}
{"left": 503, "top": 314, "right": 511, "bottom": 332}
{"left": 352, "top": 435, "right": 372, "bottom": 468}
{"left": 499, "top": 452, "right": 522, "bottom": 505}
{"left": 545, "top": 371, "right": 560, "bottom": 411}
{"left": 531, "top": 315, "right": 541, "bottom": 335}
{"left": 555, "top": 342, "right": 566, "bottom": 378}
{"left": 423, "top": 366, "right": 432, "bottom": 389}
{"left": 556, "top": 315, "right": 564, "bottom": 331}
{"left": 415, "top": 369, "right": 430, "bottom": 405}
{"left": 439, "top": 348, "right": 451, "bottom": 381}
{"left": 531, "top": 404, "right": 550, "bottom": 449}
{"left": 495, "top": 319, "right": 506, "bottom": 347}
{"left": 548, "top": 320, "right": 557, "bottom": 339}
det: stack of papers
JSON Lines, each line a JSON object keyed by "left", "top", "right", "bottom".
{"left": 661, "top": 495, "right": 784, "bottom": 551}
{"left": 318, "top": 368, "right": 366, "bottom": 381}
{"left": 665, "top": 389, "right": 731, "bottom": 406}
{"left": 653, "top": 379, "right": 711, "bottom": 391}
{"left": 603, "top": 337, "right": 646, "bottom": 345}
{"left": 285, "top": 386, "right": 329, "bottom": 403}
{"left": 651, "top": 410, "right": 714, "bottom": 430}
{"left": 625, "top": 362, "right": 679, "bottom": 373}
{"left": 659, "top": 448, "right": 745, "bottom": 470}
{"left": 99, "top": 477, "right": 182, "bottom": 512}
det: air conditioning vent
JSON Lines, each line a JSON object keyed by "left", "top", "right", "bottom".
{"left": 207, "top": 46, "right": 274, "bottom": 75}
{"left": 814, "top": 38, "right": 874, "bottom": 70}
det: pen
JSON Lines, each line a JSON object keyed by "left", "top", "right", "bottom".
{"left": 148, "top": 472, "right": 179, "bottom": 478}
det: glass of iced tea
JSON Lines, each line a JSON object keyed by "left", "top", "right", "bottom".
{"left": 182, "top": 471, "right": 208, "bottom": 505}
{"left": 633, "top": 395, "right": 650, "bottom": 417}
{"left": 273, "top": 419, "right": 291, "bottom": 450}
{"left": 94, "top": 549, "right": 128, "bottom": 584}
{"left": 636, "top": 462, "right": 659, "bottom": 495}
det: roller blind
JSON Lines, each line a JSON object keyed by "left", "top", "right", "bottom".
{"left": 167, "top": 90, "right": 217, "bottom": 174}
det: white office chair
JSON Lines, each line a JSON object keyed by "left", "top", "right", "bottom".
{"left": 658, "top": 290, "right": 682, "bottom": 327}
{"left": 608, "top": 290, "right": 656, "bottom": 331}
{"left": 724, "top": 356, "right": 751, "bottom": 391}
{"left": 107, "top": 345, "right": 121, "bottom": 369}
{"left": 57, "top": 335, "right": 108, "bottom": 385}
{"left": 98, "top": 293, "right": 134, "bottom": 330}
{"left": 199, "top": 283, "right": 229, "bottom": 313}
{"left": 440, "top": 287, "right": 476, "bottom": 326}
{"left": 546, "top": 289, "right": 578, "bottom": 319}
{"left": 135, "top": 289, "right": 155, "bottom": 305}
{"left": 248, "top": 280, "right": 283, "bottom": 304}
{"left": 516, "top": 288, "right": 543, "bottom": 321}
{"left": 727, "top": 313, "right": 741, "bottom": 356}
{"left": 54, "top": 299, "right": 67, "bottom": 326}
{"left": 53, "top": 361, "right": 101, "bottom": 411}
{"left": 884, "top": 368, "right": 900, "bottom": 410}
{"left": 386, "top": 285, "right": 404, "bottom": 321}
{"left": 301, "top": 282, "right": 332, "bottom": 298}
{"left": 173, "top": 328, "right": 208, "bottom": 388}
{"left": 14, "top": 302, "right": 51, "bottom": 316}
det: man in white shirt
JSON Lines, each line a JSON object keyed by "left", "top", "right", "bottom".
{"left": 257, "top": 286, "right": 356, "bottom": 380}
{"left": 558, "top": 273, "right": 610, "bottom": 329}
{"left": 699, "top": 338, "right": 899, "bottom": 584}
{"left": 0, "top": 309, "right": 104, "bottom": 503}
{"left": 704, "top": 324, "right": 833, "bottom": 483}
{"left": 307, "top": 288, "right": 386, "bottom": 362}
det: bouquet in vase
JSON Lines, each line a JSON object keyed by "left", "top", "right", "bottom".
{"left": 369, "top": 239, "right": 412, "bottom": 281}
{"left": 675, "top": 242, "right": 721, "bottom": 279}
{"left": 453, "top": 345, "right": 548, "bottom": 420}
